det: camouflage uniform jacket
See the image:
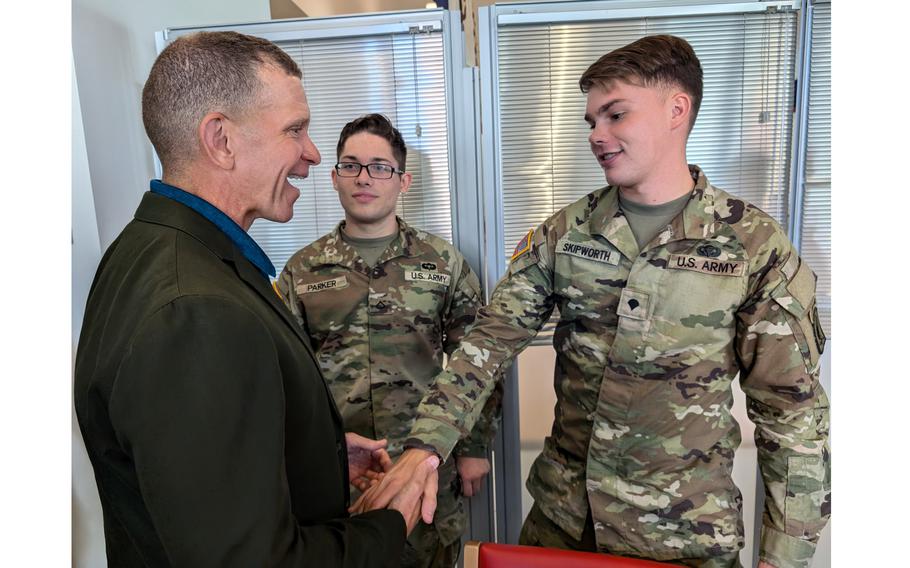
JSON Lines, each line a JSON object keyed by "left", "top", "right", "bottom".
{"left": 278, "top": 218, "right": 503, "bottom": 546}
{"left": 408, "top": 167, "right": 830, "bottom": 568}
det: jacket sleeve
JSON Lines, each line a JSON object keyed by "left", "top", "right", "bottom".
{"left": 407, "top": 225, "right": 558, "bottom": 460}
{"left": 443, "top": 255, "right": 504, "bottom": 459}
{"left": 109, "top": 296, "right": 406, "bottom": 568}
{"left": 735, "top": 244, "right": 830, "bottom": 568}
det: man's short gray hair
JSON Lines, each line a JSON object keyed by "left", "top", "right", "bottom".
{"left": 141, "top": 31, "right": 301, "bottom": 173}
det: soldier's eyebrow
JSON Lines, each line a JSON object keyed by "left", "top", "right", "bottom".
{"left": 583, "top": 99, "right": 627, "bottom": 123}
{"left": 340, "top": 154, "right": 392, "bottom": 164}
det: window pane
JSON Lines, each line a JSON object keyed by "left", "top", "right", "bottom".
{"left": 801, "top": 1, "right": 832, "bottom": 335}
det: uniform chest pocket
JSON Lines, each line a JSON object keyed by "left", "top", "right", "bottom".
{"left": 650, "top": 260, "right": 746, "bottom": 347}
{"left": 553, "top": 239, "right": 624, "bottom": 322}
{"left": 297, "top": 275, "right": 363, "bottom": 336}
{"left": 373, "top": 270, "right": 448, "bottom": 332}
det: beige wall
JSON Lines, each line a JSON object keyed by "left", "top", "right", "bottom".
{"left": 270, "top": 0, "right": 307, "bottom": 19}
{"left": 293, "top": 0, "right": 431, "bottom": 18}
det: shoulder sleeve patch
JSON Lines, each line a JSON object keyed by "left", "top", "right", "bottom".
{"left": 510, "top": 229, "right": 534, "bottom": 263}
{"left": 272, "top": 280, "right": 284, "bottom": 300}
{"left": 781, "top": 252, "right": 800, "bottom": 281}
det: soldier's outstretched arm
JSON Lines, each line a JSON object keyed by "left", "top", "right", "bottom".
{"left": 444, "top": 253, "right": 504, "bottom": 466}
{"left": 409, "top": 224, "right": 558, "bottom": 461}
{"left": 736, "top": 245, "right": 830, "bottom": 568}
{"left": 352, "top": 225, "right": 559, "bottom": 515}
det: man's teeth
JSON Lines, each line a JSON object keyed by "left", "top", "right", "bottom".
{"left": 288, "top": 175, "right": 306, "bottom": 181}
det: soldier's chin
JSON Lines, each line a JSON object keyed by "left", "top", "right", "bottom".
{"left": 603, "top": 171, "right": 634, "bottom": 188}
{"left": 349, "top": 210, "right": 391, "bottom": 226}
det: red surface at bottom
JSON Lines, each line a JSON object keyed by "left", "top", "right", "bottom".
{"left": 477, "top": 542, "right": 680, "bottom": 568}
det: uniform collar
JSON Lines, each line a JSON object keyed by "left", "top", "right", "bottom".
{"left": 149, "top": 180, "right": 276, "bottom": 278}
{"left": 588, "top": 165, "right": 718, "bottom": 259}
{"left": 679, "top": 165, "right": 719, "bottom": 242}
{"left": 311, "top": 216, "right": 419, "bottom": 269}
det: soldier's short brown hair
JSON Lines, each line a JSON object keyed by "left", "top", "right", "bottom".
{"left": 142, "top": 31, "right": 301, "bottom": 173}
{"left": 336, "top": 114, "right": 407, "bottom": 171}
{"left": 579, "top": 34, "right": 703, "bottom": 132}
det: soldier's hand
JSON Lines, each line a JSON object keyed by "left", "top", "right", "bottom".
{"left": 757, "top": 562, "right": 777, "bottom": 568}
{"left": 349, "top": 448, "right": 440, "bottom": 525}
{"left": 387, "top": 455, "right": 439, "bottom": 534}
{"left": 456, "top": 456, "right": 490, "bottom": 497}
{"left": 345, "top": 432, "right": 392, "bottom": 490}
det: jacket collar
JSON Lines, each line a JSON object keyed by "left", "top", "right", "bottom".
{"left": 149, "top": 180, "right": 275, "bottom": 277}
{"left": 134, "top": 191, "right": 238, "bottom": 264}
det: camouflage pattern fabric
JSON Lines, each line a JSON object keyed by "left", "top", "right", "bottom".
{"left": 407, "top": 167, "right": 829, "bottom": 568}
{"left": 519, "top": 502, "right": 597, "bottom": 552}
{"left": 277, "top": 217, "right": 503, "bottom": 556}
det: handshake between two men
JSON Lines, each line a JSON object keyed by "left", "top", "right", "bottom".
{"left": 346, "top": 434, "right": 441, "bottom": 535}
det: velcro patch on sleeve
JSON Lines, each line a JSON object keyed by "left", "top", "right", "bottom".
{"left": 405, "top": 271, "right": 451, "bottom": 286}
{"left": 668, "top": 254, "right": 744, "bottom": 277}
{"left": 781, "top": 253, "right": 800, "bottom": 281}
{"left": 510, "top": 229, "right": 534, "bottom": 262}
{"left": 297, "top": 275, "right": 349, "bottom": 294}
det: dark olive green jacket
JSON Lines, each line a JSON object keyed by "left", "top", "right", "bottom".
{"left": 74, "top": 192, "right": 405, "bottom": 567}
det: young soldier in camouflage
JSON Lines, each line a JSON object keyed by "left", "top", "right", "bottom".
{"left": 355, "top": 36, "right": 830, "bottom": 568}
{"left": 277, "top": 114, "right": 503, "bottom": 568}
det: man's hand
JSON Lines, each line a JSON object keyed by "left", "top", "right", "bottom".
{"left": 349, "top": 448, "right": 440, "bottom": 526}
{"left": 387, "top": 455, "right": 439, "bottom": 534}
{"left": 345, "top": 432, "right": 392, "bottom": 492}
{"left": 757, "top": 562, "right": 776, "bottom": 568}
{"left": 456, "top": 456, "right": 490, "bottom": 497}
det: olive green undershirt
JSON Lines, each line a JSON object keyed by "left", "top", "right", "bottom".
{"left": 341, "top": 227, "right": 399, "bottom": 268}
{"left": 618, "top": 191, "right": 691, "bottom": 251}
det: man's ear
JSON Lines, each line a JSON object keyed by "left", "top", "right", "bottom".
{"left": 198, "top": 112, "right": 235, "bottom": 170}
{"left": 399, "top": 172, "right": 412, "bottom": 195}
{"left": 668, "top": 91, "right": 692, "bottom": 132}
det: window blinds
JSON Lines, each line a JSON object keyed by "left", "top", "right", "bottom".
{"left": 800, "top": 1, "right": 831, "bottom": 334}
{"left": 248, "top": 30, "right": 452, "bottom": 274}
{"left": 496, "top": 11, "right": 798, "bottom": 269}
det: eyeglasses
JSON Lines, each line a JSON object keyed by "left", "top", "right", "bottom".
{"left": 334, "top": 161, "right": 404, "bottom": 179}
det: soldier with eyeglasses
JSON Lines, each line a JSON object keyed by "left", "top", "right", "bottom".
{"left": 277, "top": 113, "right": 503, "bottom": 568}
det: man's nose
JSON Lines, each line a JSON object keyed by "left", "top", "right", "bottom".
{"left": 356, "top": 165, "right": 372, "bottom": 184}
{"left": 589, "top": 123, "right": 609, "bottom": 146}
{"left": 302, "top": 136, "right": 321, "bottom": 166}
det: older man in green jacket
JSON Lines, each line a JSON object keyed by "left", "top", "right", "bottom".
{"left": 74, "top": 31, "right": 437, "bottom": 568}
